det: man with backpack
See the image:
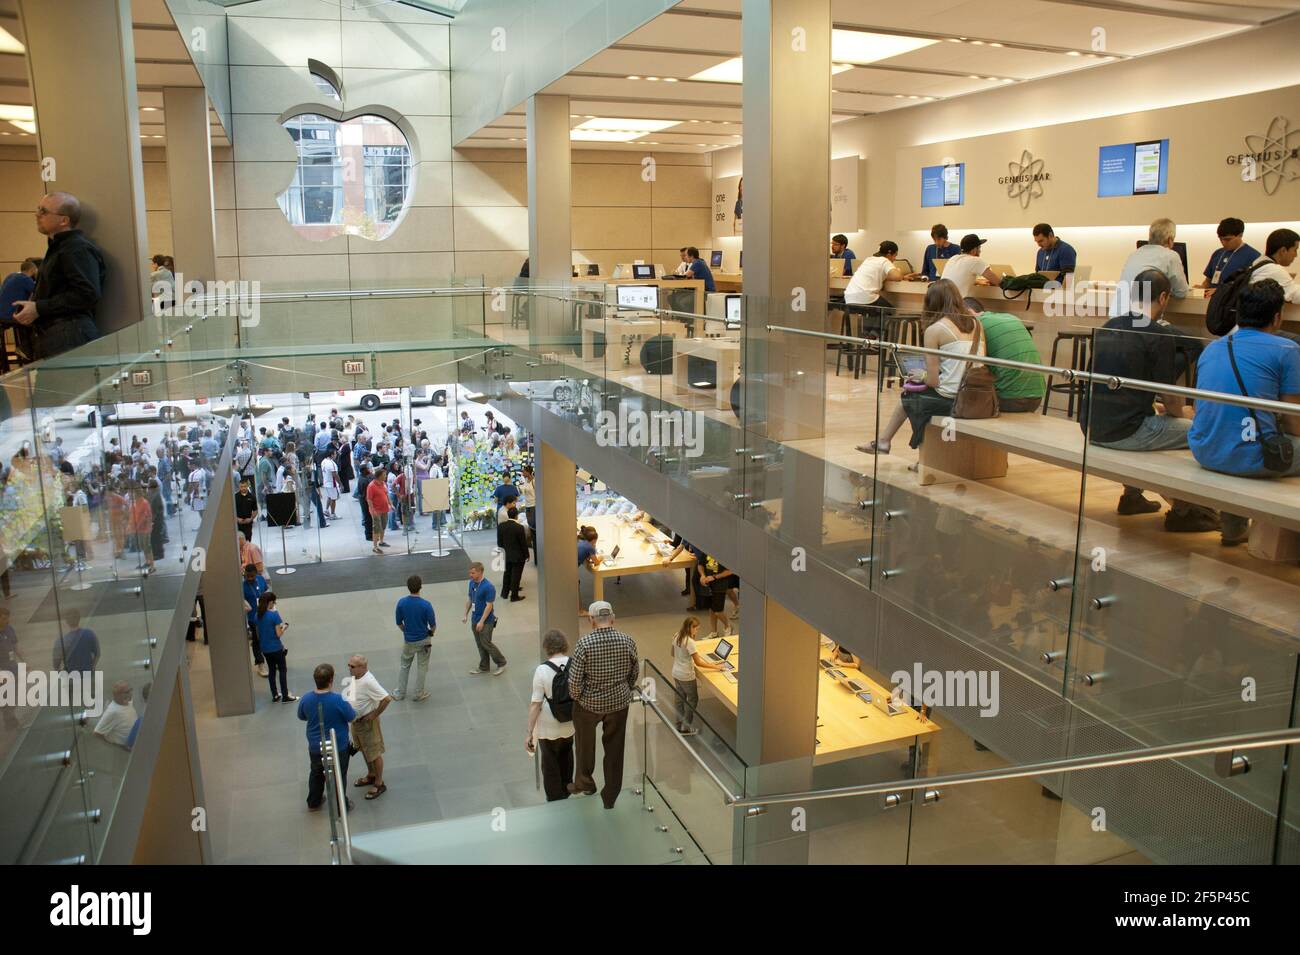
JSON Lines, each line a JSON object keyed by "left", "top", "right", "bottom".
{"left": 526, "top": 629, "right": 575, "bottom": 801}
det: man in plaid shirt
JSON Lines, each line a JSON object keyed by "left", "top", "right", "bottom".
{"left": 567, "top": 601, "right": 639, "bottom": 807}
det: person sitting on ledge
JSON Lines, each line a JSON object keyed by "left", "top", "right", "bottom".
{"left": 963, "top": 298, "right": 1045, "bottom": 413}
{"left": 1189, "top": 278, "right": 1300, "bottom": 543}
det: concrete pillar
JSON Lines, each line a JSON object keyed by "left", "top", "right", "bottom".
{"left": 163, "top": 87, "right": 218, "bottom": 287}
{"left": 535, "top": 440, "right": 578, "bottom": 648}
{"left": 131, "top": 667, "right": 210, "bottom": 863}
{"left": 741, "top": 0, "right": 830, "bottom": 441}
{"left": 526, "top": 94, "right": 572, "bottom": 351}
{"left": 204, "top": 472, "right": 255, "bottom": 717}
{"left": 18, "top": 0, "right": 150, "bottom": 337}
{"left": 734, "top": 581, "right": 818, "bottom": 863}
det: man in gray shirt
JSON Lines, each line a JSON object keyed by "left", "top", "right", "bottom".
{"left": 1112, "top": 217, "right": 1190, "bottom": 315}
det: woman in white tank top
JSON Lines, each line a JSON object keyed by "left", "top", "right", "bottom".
{"left": 856, "top": 278, "right": 983, "bottom": 457}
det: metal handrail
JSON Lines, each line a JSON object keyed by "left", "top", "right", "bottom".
{"left": 730, "top": 727, "right": 1300, "bottom": 809}
{"left": 637, "top": 693, "right": 743, "bottom": 804}
{"left": 767, "top": 322, "right": 1300, "bottom": 418}
{"left": 325, "top": 728, "right": 353, "bottom": 864}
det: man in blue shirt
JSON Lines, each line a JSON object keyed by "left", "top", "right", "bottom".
{"left": 242, "top": 563, "right": 268, "bottom": 675}
{"left": 297, "top": 663, "right": 356, "bottom": 812}
{"left": 913, "top": 224, "right": 960, "bottom": 281}
{"left": 463, "top": 561, "right": 506, "bottom": 675}
{"left": 313, "top": 421, "right": 332, "bottom": 453}
{"left": 1197, "top": 217, "right": 1259, "bottom": 290}
{"left": 0, "top": 257, "right": 39, "bottom": 370}
{"left": 1189, "top": 279, "right": 1300, "bottom": 542}
{"left": 52, "top": 610, "right": 100, "bottom": 675}
{"left": 685, "top": 247, "right": 715, "bottom": 292}
{"left": 393, "top": 574, "right": 437, "bottom": 701}
{"left": 831, "top": 234, "right": 856, "bottom": 276}
{"left": 1033, "top": 223, "right": 1077, "bottom": 274}
{"left": 492, "top": 473, "right": 518, "bottom": 509}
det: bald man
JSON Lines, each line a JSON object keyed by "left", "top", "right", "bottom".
{"left": 13, "top": 191, "right": 105, "bottom": 360}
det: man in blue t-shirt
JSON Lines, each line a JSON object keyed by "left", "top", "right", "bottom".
{"left": 914, "top": 224, "right": 960, "bottom": 281}
{"left": 1033, "top": 223, "right": 1077, "bottom": 274}
{"left": 831, "top": 234, "right": 856, "bottom": 276}
{"left": 52, "top": 610, "right": 100, "bottom": 675}
{"left": 464, "top": 561, "right": 506, "bottom": 675}
{"left": 1196, "top": 217, "right": 1260, "bottom": 290}
{"left": 0, "top": 257, "right": 39, "bottom": 370}
{"left": 1190, "top": 279, "right": 1300, "bottom": 542}
{"left": 492, "top": 475, "right": 518, "bottom": 509}
{"left": 685, "top": 247, "right": 715, "bottom": 292}
{"left": 242, "top": 563, "right": 268, "bottom": 674}
{"left": 297, "top": 663, "right": 356, "bottom": 811}
{"left": 393, "top": 574, "right": 437, "bottom": 700}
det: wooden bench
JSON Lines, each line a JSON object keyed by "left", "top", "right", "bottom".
{"left": 922, "top": 413, "right": 1300, "bottom": 562}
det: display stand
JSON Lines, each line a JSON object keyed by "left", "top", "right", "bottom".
{"left": 266, "top": 491, "right": 297, "bottom": 575}
{"left": 62, "top": 505, "right": 93, "bottom": 591}
{"left": 421, "top": 477, "right": 452, "bottom": 558}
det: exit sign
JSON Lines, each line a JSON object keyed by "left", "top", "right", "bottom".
{"left": 131, "top": 370, "right": 152, "bottom": 386}
{"left": 342, "top": 359, "right": 365, "bottom": 376}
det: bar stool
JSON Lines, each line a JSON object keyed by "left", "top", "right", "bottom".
{"left": 1043, "top": 330, "right": 1091, "bottom": 419}
{"left": 881, "top": 313, "right": 923, "bottom": 388}
{"left": 835, "top": 304, "right": 876, "bottom": 379}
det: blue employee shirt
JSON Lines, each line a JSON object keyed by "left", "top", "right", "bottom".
{"left": 921, "top": 242, "right": 960, "bottom": 280}
{"left": 578, "top": 540, "right": 596, "bottom": 566}
{"left": 1190, "top": 329, "right": 1300, "bottom": 475}
{"left": 492, "top": 483, "right": 518, "bottom": 507}
{"left": 835, "top": 249, "right": 856, "bottom": 276}
{"left": 56, "top": 628, "right": 99, "bottom": 672}
{"left": 468, "top": 577, "right": 497, "bottom": 625}
{"left": 1035, "top": 239, "right": 1077, "bottom": 273}
{"left": 243, "top": 575, "right": 268, "bottom": 627}
{"left": 257, "top": 609, "right": 285, "bottom": 654}
{"left": 298, "top": 690, "right": 356, "bottom": 754}
{"left": 1202, "top": 244, "right": 1260, "bottom": 288}
{"left": 395, "top": 594, "right": 436, "bottom": 642}
{"left": 0, "top": 272, "right": 35, "bottom": 323}
{"left": 688, "top": 259, "right": 716, "bottom": 292}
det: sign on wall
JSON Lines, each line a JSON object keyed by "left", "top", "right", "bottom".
{"left": 713, "top": 157, "right": 862, "bottom": 239}
{"left": 713, "top": 175, "right": 743, "bottom": 237}
{"left": 1000, "top": 149, "right": 1049, "bottom": 208}
{"left": 830, "top": 156, "right": 861, "bottom": 234}
{"left": 1228, "top": 115, "right": 1299, "bottom": 195}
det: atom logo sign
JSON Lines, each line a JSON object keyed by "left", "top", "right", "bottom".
{"left": 999, "top": 149, "right": 1049, "bottom": 208}
{"left": 1227, "top": 116, "right": 1300, "bottom": 195}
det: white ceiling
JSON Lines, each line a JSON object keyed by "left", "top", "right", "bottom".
{"left": 0, "top": 0, "right": 228, "bottom": 149}
{"left": 461, "top": 0, "right": 1300, "bottom": 153}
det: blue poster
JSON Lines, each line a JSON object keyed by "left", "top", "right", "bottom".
{"left": 921, "top": 163, "right": 963, "bottom": 207}
{"left": 1098, "top": 139, "right": 1169, "bottom": 197}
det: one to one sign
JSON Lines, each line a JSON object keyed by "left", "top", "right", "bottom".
{"left": 342, "top": 359, "right": 365, "bottom": 376}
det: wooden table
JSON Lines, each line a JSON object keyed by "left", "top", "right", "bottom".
{"left": 579, "top": 514, "right": 696, "bottom": 602}
{"left": 581, "top": 316, "right": 687, "bottom": 362}
{"left": 694, "top": 635, "right": 940, "bottom": 764}
{"left": 672, "top": 336, "right": 741, "bottom": 410}
{"left": 571, "top": 277, "right": 706, "bottom": 316}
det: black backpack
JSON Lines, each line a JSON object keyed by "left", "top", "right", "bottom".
{"left": 544, "top": 661, "right": 574, "bottom": 722}
{"left": 1206, "top": 260, "right": 1269, "bottom": 336}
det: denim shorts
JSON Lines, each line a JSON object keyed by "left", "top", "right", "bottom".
{"left": 1092, "top": 414, "right": 1190, "bottom": 452}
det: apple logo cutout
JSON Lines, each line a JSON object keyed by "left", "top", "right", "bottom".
{"left": 275, "top": 62, "right": 416, "bottom": 242}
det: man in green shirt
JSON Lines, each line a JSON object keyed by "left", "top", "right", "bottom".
{"left": 965, "top": 298, "right": 1045, "bottom": 412}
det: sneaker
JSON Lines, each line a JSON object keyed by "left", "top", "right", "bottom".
{"left": 413, "top": 691, "right": 430, "bottom": 702}
{"left": 467, "top": 668, "right": 489, "bottom": 676}
{"left": 271, "top": 694, "right": 281, "bottom": 703}
{"left": 566, "top": 782, "right": 597, "bottom": 798}
{"left": 257, "top": 663, "right": 269, "bottom": 677}
{"left": 282, "top": 694, "right": 299, "bottom": 703}
{"left": 1116, "top": 493, "right": 1160, "bottom": 516}
{"left": 1164, "top": 509, "right": 1221, "bottom": 533}
{"left": 509, "top": 595, "right": 526, "bottom": 602}
{"left": 372, "top": 548, "right": 384, "bottom": 555}
{"left": 378, "top": 541, "right": 391, "bottom": 548}
{"left": 493, "top": 663, "right": 508, "bottom": 676}
{"left": 680, "top": 727, "right": 700, "bottom": 737}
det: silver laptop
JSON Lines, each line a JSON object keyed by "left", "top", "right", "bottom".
{"left": 704, "top": 637, "right": 734, "bottom": 667}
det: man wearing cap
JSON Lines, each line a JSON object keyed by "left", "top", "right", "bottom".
{"left": 939, "top": 234, "right": 1005, "bottom": 299}
{"left": 567, "top": 601, "right": 639, "bottom": 807}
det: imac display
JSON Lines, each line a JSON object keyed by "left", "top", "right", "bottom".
{"left": 615, "top": 284, "right": 658, "bottom": 311}
{"left": 1098, "top": 139, "right": 1169, "bottom": 197}
{"left": 724, "top": 294, "right": 742, "bottom": 329}
{"left": 710, "top": 250, "right": 723, "bottom": 268}
{"left": 631, "top": 263, "right": 654, "bottom": 279}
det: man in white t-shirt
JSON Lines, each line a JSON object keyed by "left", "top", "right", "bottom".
{"left": 1249, "top": 228, "right": 1300, "bottom": 306}
{"left": 941, "top": 234, "right": 1004, "bottom": 299}
{"left": 93, "top": 681, "right": 138, "bottom": 748}
{"left": 343, "top": 654, "right": 391, "bottom": 799}
{"left": 526, "top": 629, "right": 575, "bottom": 801}
{"left": 843, "top": 241, "right": 905, "bottom": 307}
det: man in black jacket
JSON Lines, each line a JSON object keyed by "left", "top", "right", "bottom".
{"left": 498, "top": 506, "right": 530, "bottom": 602}
{"left": 13, "top": 192, "right": 105, "bottom": 360}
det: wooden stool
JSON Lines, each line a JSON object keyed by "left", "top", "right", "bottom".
{"left": 881, "top": 313, "right": 923, "bottom": 388}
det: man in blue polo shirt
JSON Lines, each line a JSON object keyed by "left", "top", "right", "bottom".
{"left": 831, "top": 234, "right": 856, "bottom": 276}
{"left": 0, "top": 257, "right": 39, "bottom": 370}
{"left": 464, "top": 561, "right": 506, "bottom": 675}
{"left": 297, "top": 662, "right": 356, "bottom": 812}
{"left": 393, "top": 574, "right": 437, "bottom": 701}
{"left": 1196, "top": 217, "right": 1259, "bottom": 290}
{"left": 1189, "top": 279, "right": 1300, "bottom": 543}
{"left": 685, "top": 247, "right": 715, "bottom": 292}
{"left": 912, "top": 224, "right": 960, "bottom": 281}
{"left": 1033, "top": 223, "right": 1077, "bottom": 274}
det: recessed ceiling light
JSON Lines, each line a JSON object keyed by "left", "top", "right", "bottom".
{"left": 1002, "top": 77, "right": 1014, "bottom": 83}
{"left": 143, "top": 106, "right": 160, "bottom": 112}
{"left": 645, "top": 76, "right": 659, "bottom": 81}
{"left": 989, "top": 42, "right": 1003, "bottom": 48}
{"left": 968, "top": 75, "right": 980, "bottom": 80}
{"left": 584, "top": 115, "right": 595, "bottom": 119}
{"left": 696, "top": 144, "right": 708, "bottom": 148}
{"left": 0, "top": 105, "right": 34, "bottom": 123}
{"left": 1100, "top": 56, "right": 1115, "bottom": 62}
{"left": 690, "top": 56, "right": 855, "bottom": 83}
{"left": 570, "top": 114, "right": 579, "bottom": 118}
{"left": 832, "top": 29, "right": 938, "bottom": 63}
{"left": 627, "top": 75, "right": 641, "bottom": 80}
{"left": 662, "top": 77, "right": 678, "bottom": 83}
{"left": 894, "top": 94, "right": 905, "bottom": 99}
{"left": 947, "top": 38, "right": 962, "bottom": 43}
{"left": 1065, "top": 50, "right": 1081, "bottom": 57}
{"left": 0, "top": 27, "right": 23, "bottom": 55}
{"left": 970, "top": 40, "right": 984, "bottom": 45}
{"left": 151, "top": 134, "right": 164, "bottom": 139}
{"left": 688, "top": 119, "right": 700, "bottom": 123}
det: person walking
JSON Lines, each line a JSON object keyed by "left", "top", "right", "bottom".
{"left": 343, "top": 654, "right": 390, "bottom": 800}
{"left": 670, "top": 616, "right": 722, "bottom": 735}
{"left": 567, "top": 601, "right": 639, "bottom": 808}
{"left": 393, "top": 575, "right": 436, "bottom": 702}
{"left": 297, "top": 663, "right": 355, "bottom": 813}
{"left": 498, "top": 505, "right": 529, "bottom": 602}
{"left": 366, "top": 465, "right": 391, "bottom": 555}
{"left": 242, "top": 563, "right": 269, "bottom": 677}
{"left": 464, "top": 561, "right": 507, "bottom": 675}
{"left": 526, "top": 629, "right": 575, "bottom": 801}
{"left": 256, "top": 592, "right": 296, "bottom": 703}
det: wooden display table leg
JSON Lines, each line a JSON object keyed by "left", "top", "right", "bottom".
{"left": 1247, "top": 522, "right": 1300, "bottom": 562}
{"left": 919, "top": 431, "right": 1009, "bottom": 487}
{"left": 592, "top": 572, "right": 605, "bottom": 602}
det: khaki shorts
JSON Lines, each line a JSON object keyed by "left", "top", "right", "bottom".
{"left": 351, "top": 715, "right": 385, "bottom": 761}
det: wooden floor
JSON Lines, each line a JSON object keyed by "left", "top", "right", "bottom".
{"left": 487, "top": 321, "right": 1300, "bottom": 636}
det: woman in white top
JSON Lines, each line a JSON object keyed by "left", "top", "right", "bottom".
{"left": 670, "top": 616, "right": 723, "bottom": 736}
{"left": 1249, "top": 229, "right": 1300, "bottom": 307}
{"left": 526, "top": 629, "right": 577, "bottom": 801}
{"left": 857, "top": 279, "right": 984, "bottom": 458}
{"left": 843, "top": 240, "right": 906, "bottom": 309}
{"left": 940, "top": 234, "right": 1004, "bottom": 299}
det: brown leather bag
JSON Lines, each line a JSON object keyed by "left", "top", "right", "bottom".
{"left": 951, "top": 319, "right": 1000, "bottom": 419}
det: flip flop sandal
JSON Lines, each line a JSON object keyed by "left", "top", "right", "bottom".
{"left": 364, "top": 784, "right": 387, "bottom": 800}
{"left": 353, "top": 776, "right": 375, "bottom": 788}
{"left": 856, "top": 441, "right": 890, "bottom": 455}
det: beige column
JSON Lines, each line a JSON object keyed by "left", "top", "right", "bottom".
{"left": 535, "top": 440, "right": 578, "bottom": 649}
{"left": 204, "top": 472, "right": 255, "bottom": 717}
{"left": 525, "top": 94, "right": 572, "bottom": 351}
{"left": 163, "top": 87, "right": 218, "bottom": 286}
{"left": 18, "top": 0, "right": 150, "bottom": 336}
{"left": 741, "top": 0, "right": 830, "bottom": 441}
{"left": 131, "top": 669, "right": 209, "bottom": 863}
